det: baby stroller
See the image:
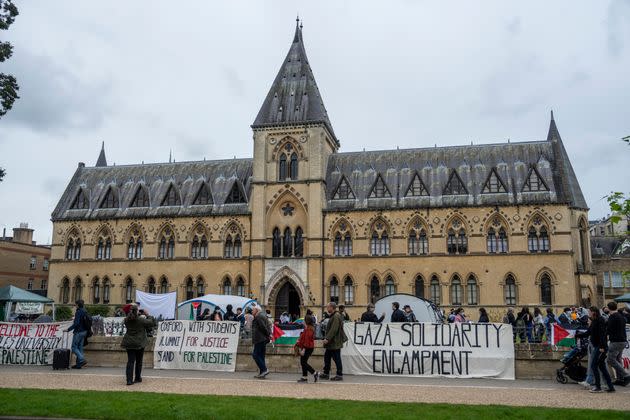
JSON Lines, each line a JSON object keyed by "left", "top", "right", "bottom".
{"left": 556, "top": 336, "right": 588, "bottom": 384}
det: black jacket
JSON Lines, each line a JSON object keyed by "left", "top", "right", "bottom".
{"left": 252, "top": 312, "right": 271, "bottom": 345}
{"left": 478, "top": 313, "right": 489, "bottom": 323}
{"left": 578, "top": 317, "right": 608, "bottom": 350}
{"left": 360, "top": 311, "right": 384, "bottom": 323}
{"left": 607, "top": 312, "right": 627, "bottom": 343}
{"left": 391, "top": 309, "right": 407, "bottom": 323}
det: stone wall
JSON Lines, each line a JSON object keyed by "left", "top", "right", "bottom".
{"left": 84, "top": 337, "right": 565, "bottom": 380}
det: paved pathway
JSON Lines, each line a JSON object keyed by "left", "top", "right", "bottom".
{"left": 1, "top": 366, "right": 628, "bottom": 411}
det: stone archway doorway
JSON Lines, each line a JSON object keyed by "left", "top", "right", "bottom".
{"left": 273, "top": 278, "right": 301, "bottom": 321}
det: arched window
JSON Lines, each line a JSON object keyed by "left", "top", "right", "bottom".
{"left": 128, "top": 238, "right": 135, "bottom": 259}
{"left": 294, "top": 227, "right": 304, "bottom": 257}
{"left": 447, "top": 229, "right": 468, "bottom": 255}
{"left": 127, "top": 227, "right": 143, "bottom": 260}
{"left": 504, "top": 275, "right": 517, "bottom": 306}
{"left": 283, "top": 227, "right": 293, "bottom": 257}
{"left": 96, "top": 238, "right": 104, "bottom": 260}
{"left": 161, "top": 184, "right": 181, "bottom": 206}
{"left": 487, "top": 228, "right": 497, "bottom": 253}
{"left": 61, "top": 278, "right": 70, "bottom": 304}
{"left": 147, "top": 277, "right": 156, "bottom": 294}
{"left": 236, "top": 277, "right": 245, "bottom": 297}
{"left": 158, "top": 227, "right": 175, "bottom": 259}
{"left": 222, "top": 277, "right": 232, "bottom": 295}
{"left": 370, "top": 276, "right": 380, "bottom": 304}
{"left": 528, "top": 217, "right": 550, "bottom": 253}
{"left": 540, "top": 274, "right": 552, "bottom": 305}
{"left": 498, "top": 228, "right": 508, "bottom": 253}
{"left": 192, "top": 237, "right": 200, "bottom": 259}
{"left": 539, "top": 226, "right": 549, "bottom": 252}
{"left": 92, "top": 278, "right": 100, "bottom": 304}
{"left": 279, "top": 153, "right": 288, "bottom": 181}
{"left": 104, "top": 238, "right": 111, "bottom": 259}
{"left": 289, "top": 153, "right": 298, "bottom": 180}
{"left": 528, "top": 227, "right": 539, "bottom": 252}
{"left": 186, "top": 277, "right": 194, "bottom": 300}
{"left": 385, "top": 275, "right": 396, "bottom": 296}
{"left": 466, "top": 275, "right": 478, "bottom": 305}
{"left": 159, "top": 277, "right": 169, "bottom": 294}
{"left": 196, "top": 277, "right": 205, "bottom": 297}
{"left": 102, "top": 278, "right": 110, "bottom": 304}
{"left": 370, "top": 228, "right": 390, "bottom": 256}
{"left": 430, "top": 275, "right": 440, "bottom": 304}
{"left": 408, "top": 224, "right": 429, "bottom": 256}
{"left": 272, "top": 228, "right": 281, "bottom": 257}
{"left": 72, "top": 278, "right": 83, "bottom": 302}
{"left": 125, "top": 278, "right": 133, "bottom": 303}
{"left": 414, "top": 275, "right": 424, "bottom": 298}
{"left": 66, "top": 239, "right": 74, "bottom": 260}
{"left": 95, "top": 235, "right": 111, "bottom": 260}
{"left": 130, "top": 186, "right": 149, "bottom": 207}
{"left": 330, "top": 276, "right": 339, "bottom": 303}
{"left": 451, "top": 275, "right": 462, "bottom": 305}
{"left": 136, "top": 239, "right": 143, "bottom": 259}
{"left": 334, "top": 232, "right": 342, "bottom": 256}
{"left": 344, "top": 276, "right": 354, "bottom": 305}
{"left": 223, "top": 235, "right": 232, "bottom": 258}
{"left": 333, "top": 222, "right": 352, "bottom": 257}
{"left": 233, "top": 235, "right": 242, "bottom": 258}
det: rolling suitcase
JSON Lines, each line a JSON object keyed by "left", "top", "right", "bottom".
{"left": 52, "top": 331, "right": 71, "bottom": 370}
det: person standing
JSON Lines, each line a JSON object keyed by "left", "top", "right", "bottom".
{"left": 578, "top": 306, "right": 615, "bottom": 393}
{"left": 543, "top": 308, "right": 557, "bottom": 341}
{"left": 296, "top": 315, "right": 318, "bottom": 383}
{"left": 478, "top": 307, "right": 489, "bottom": 323}
{"left": 360, "top": 304, "right": 385, "bottom": 323}
{"left": 453, "top": 308, "right": 467, "bottom": 323}
{"left": 390, "top": 302, "right": 407, "bottom": 322}
{"left": 251, "top": 305, "right": 271, "bottom": 379}
{"left": 121, "top": 304, "right": 156, "bottom": 385}
{"left": 606, "top": 301, "right": 630, "bottom": 386}
{"left": 223, "top": 304, "right": 237, "bottom": 321}
{"left": 65, "top": 299, "right": 89, "bottom": 369}
{"left": 403, "top": 305, "right": 417, "bottom": 322}
{"left": 320, "top": 302, "right": 345, "bottom": 381}
{"left": 338, "top": 305, "right": 351, "bottom": 322}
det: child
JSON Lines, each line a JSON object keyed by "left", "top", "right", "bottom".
{"left": 296, "top": 314, "right": 318, "bottom": 383}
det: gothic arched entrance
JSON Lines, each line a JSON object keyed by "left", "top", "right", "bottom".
{"left": 270, "top": 278, "right": 302, "bottom": 321}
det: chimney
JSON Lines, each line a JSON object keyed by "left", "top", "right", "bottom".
{"left": 13, "top": 223, "right": 34, "bottom": 245}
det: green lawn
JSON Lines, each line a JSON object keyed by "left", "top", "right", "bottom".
{"left": 0, "top": 389, "right": 625, "bottom": 420}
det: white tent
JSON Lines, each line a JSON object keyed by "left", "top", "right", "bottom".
{"left": 177, "top": 294, "right": 257, "bottom": 320}
{"left": 374, "top": 293, "right": 443, "bottom": 323}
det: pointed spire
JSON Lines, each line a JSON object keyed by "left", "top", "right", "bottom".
{"left": 95, "top": 141, "right": 107, "bottom": 167}
{"left": 547, "top": 109, "right": 561, "bottom": 142}
{"left": 169, "top": 149, "right": 172, "bottom": 163}
{"left": 253, "top": 19, "right": 337, "bottom": 144}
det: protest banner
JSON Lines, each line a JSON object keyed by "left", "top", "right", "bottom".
{"left": 0, "top": 322, "right": 72, "bottom": 365}
{"left": 14, "top": 302, "right": 44, "bottom": 315}
{"left": 154, "top": 320, "right": 240, "bottom": 372}
{"left": 342, "top": 322, "right": 515, "bottom": 380}
{"left": 101, "top": 317, "right": 127, "bottom": 336}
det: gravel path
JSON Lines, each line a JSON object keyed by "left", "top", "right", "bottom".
{"left": 1, "top": 366, "right": 628, "bottom": 411}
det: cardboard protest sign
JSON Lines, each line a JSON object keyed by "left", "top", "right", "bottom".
{"left": 0, "top": 322, "right": 72, "bottom": 365}
{"left": 154, "top": 320, "right": 240, "bottom": 372}
{"left": 342, "top": 322, "right": 515, "bottom": 380}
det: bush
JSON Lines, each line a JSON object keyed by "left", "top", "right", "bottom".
{"left": 48, "top": 306, "right": 73, "bottom": 321}
{"left": 86, "top": 305, "right": 111, "bottom": 317}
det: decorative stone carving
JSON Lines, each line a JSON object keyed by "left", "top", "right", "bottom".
{"left": 513, "top": 215, "right": 520, "bottom": 222}
{"left": 358, "top": 220, "right": 365, "bottom": 226}
{"left": 472, "top": 216, "right": 480, "bottom": 223}
{"left": 213, "top": 224, "right": 219, "bottom": 230}
{"left": 433, "top": 217, "right": 440, "bottom": 224}
{"left": 395, "top": 218, "right": 402, "bottom": 225}
{"left": 554, "top": 213, "right": 562, "bottom": 221}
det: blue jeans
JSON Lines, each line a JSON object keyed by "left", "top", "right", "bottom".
{"left": 252, "top": 341, "right": 267, "bottom": 374}
{"left": 585, "top": 344, "right": 596, "bottom": 384}
{"left": 590, "top": 348, "right": 614, "bottom": 390}
{"left": 71, "top": 331, "right": 87, "bottom": 365}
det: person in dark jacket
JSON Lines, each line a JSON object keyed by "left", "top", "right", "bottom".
{"left": 224, "top": 304, "right": 237, "bottom": 321}
{"left": 65, "top": 299, "right": 89, "bottom": 369}
{"left": 543, "top": 308, "right": 557, "bottom": 341}
{"left": 404, "top": 305, "right": 417, "bottom": 322}
{"left": 320, "top": 302, "right": 345, "bottom": 381}
{"left": 251, "top": 305, "right": 271, "bottom": 379}
{"left": 338, "top": 305, "right": 351, "bottom": 322}
{"left": 605, "top": 301, "right": 630, "bottom": 386}
{"left": 121, "top": 304, "right": 156, "bottom": 385}
{"left": 360, "top": 304, "right": 385, "bottom": 323}
{"left": 577, "top": 306, "right": 615, "bottom": 393}
{"left": 478, "top": 307, "right": 489, "bottom": 323}
{"left": 390, "top": 302, "right": 407, "bottom": 323}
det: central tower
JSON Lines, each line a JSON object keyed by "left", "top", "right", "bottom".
{"left": 249, "top": 20, "right": 338, "bottom": 314}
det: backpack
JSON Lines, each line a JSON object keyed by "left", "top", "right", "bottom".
{"left": 82, "top": 312, "right": 93, "bottom": 338}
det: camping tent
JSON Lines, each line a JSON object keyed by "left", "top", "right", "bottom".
{"left": 177, "top": 294, "right": 257, "bottom": 320}
{"left": 614, "top": 293, "right": 630, "bottom": 303}
{"left": 374, "top": 293, "right": 443, "bottom": 323}
{"left": 0, "top": 285, "right": 55, "bottom": 322}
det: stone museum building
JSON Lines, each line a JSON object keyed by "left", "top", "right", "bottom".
{"left": 47, "top": 22, "right": 596, "bottom": 320}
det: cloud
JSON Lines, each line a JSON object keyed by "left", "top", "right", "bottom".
{"left": 506, "top": 17, "right": 522, "bottom": 36}
{"left": 606, "top": 0, "right": 630, "bottom": 57}
{"left": 1, "top": 51, "right": 113, "bottom": 134}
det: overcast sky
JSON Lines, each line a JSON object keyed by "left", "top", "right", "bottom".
{"left": 0, "top": 1, "right": 629, "bottom": 244}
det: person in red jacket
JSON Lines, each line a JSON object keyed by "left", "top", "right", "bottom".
{"left": 296, "top": 314, "right": 318, "bottom": 383}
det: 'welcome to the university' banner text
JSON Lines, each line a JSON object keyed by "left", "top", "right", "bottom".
{"left": 0, "top": 322, "right": 72, "bottom": 365}
{"left": 154, "top": 320, "right": 240, "bottom": 372}
{"left": 342, "top": 322, "right": 515, "bottom": 380}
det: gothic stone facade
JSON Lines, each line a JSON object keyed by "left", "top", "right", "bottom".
{"left": 48, "top": 23, "right": 596, "bottom": 320}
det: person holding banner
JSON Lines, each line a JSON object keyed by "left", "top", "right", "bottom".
{"left": 320, "top": 302, "right": 346, "bottom": 381}
{"left": 251, "top": 305, "right": 271, "bottom": 379}
{"left": 121, "top": 304, "right": 156, "bottom": 386}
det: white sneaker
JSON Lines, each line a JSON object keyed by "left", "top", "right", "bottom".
{"left": 578, "top": 381, "right": 590, "bottom": 389}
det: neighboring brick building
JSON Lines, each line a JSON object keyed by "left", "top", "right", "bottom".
{"left": 591, "top": 235, "right": 630, "bottom": 306}
{"left": 0, "top": 224, "right": 51, "bottom": 296}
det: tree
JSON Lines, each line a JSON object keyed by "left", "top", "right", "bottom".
{"left": 0, "top": 0, "right": 19, "bottom": 118}
{"left": 0, "top": 167, "right": 4, "bottom": 182}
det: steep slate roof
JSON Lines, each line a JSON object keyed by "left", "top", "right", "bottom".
{"left": 252, "top": 20, "right": 337, "bottom": 144}
{"left": 591, "top": 236, "right": 630, "bottom": 258}
{"left": 325, "top": 115, "right": 587, "bottom": 211}
{"left": 52, "top": 159, "right": 252, "bottom": 221}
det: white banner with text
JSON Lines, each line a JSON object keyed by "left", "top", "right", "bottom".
{"left": 0, "top": 322, "right": 72, "bottom": 365}
{"left": 342, "top": 322, "right": 515, "bottom": 380}
{"left": 153, "top": 320, "right": 240, "bottom": 372}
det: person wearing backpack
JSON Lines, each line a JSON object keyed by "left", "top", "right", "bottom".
{"left": 65, "top": 299, "right": 89, "bottom": 369}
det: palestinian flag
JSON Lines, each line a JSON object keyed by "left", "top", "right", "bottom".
{"left": 272, "top": 323, "right": 303, "bottom": 345}
{"left": 552, "top": 323, "right": 576, "bottom": 347}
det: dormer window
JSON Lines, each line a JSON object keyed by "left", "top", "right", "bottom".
{"left": 71, "top": 189, "right": 89, "bottom": 209}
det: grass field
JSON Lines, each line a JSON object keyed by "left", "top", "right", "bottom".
{"left": 0, "top": 388, "right": 625, "bottom": 420}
